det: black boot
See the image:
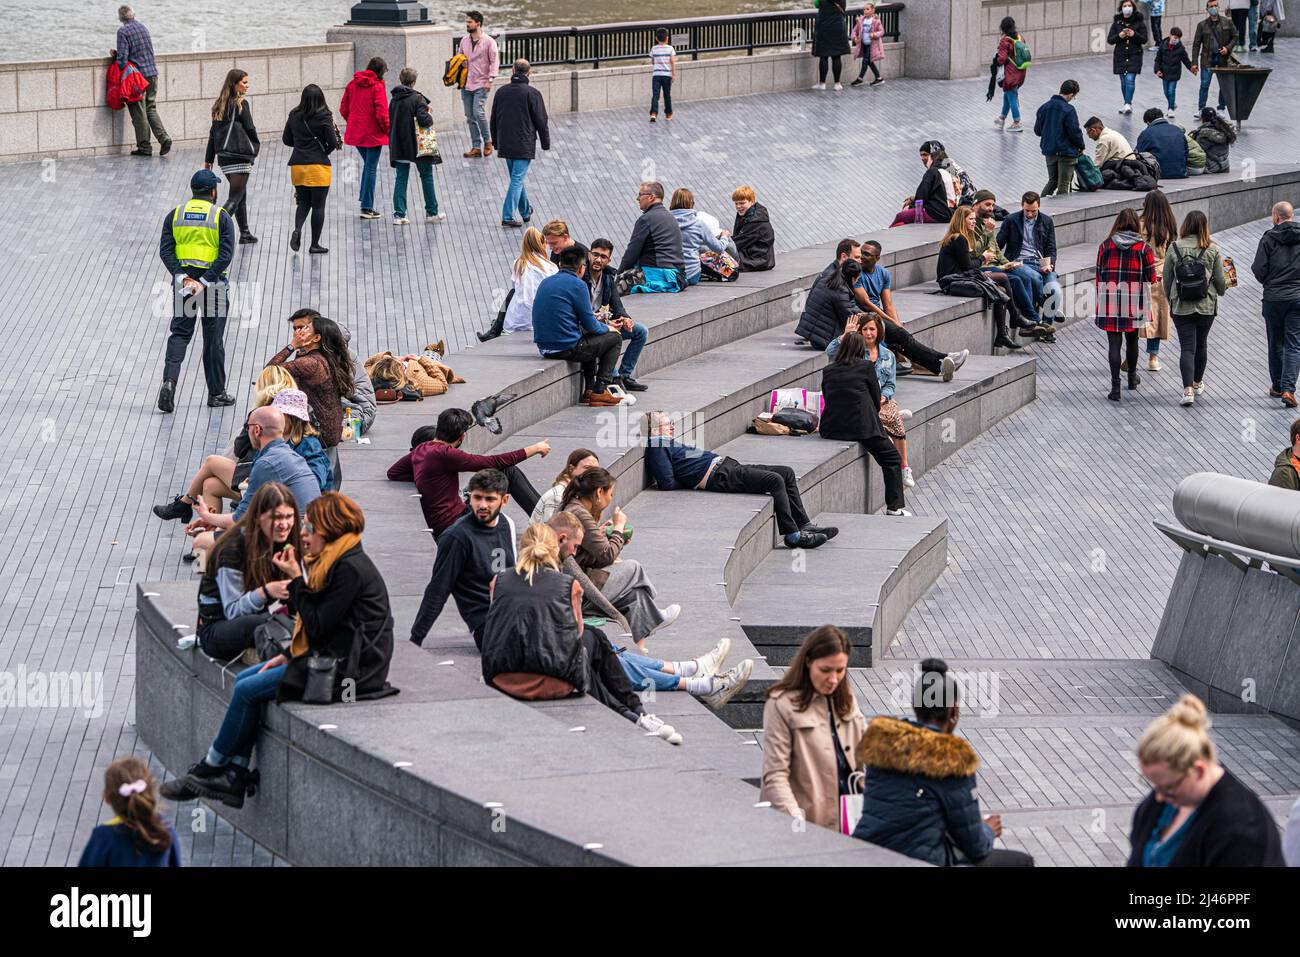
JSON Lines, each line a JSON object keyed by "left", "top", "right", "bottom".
{"left": 1128, "top": 369, "right": 1141, "bottom": 390}
{"left": 185, "top": 761, "right": 249, "bottom": 809}
{"left": 157, "top": 379, "right": 176, "bottom": 413}
{"left": 153, "top": 495, "right": 194, "bottom": 522}
{"left": 477, "top": 310, "right": 505, "bottom": 343}
{"left": 1108, "top": 371, "right": 1121, "bottom": 402}
{"left": 993, "top": 308, "right": 1022, "bottom": 350}
{"left": 159, "top": 762, "right": 209, "bottom": 802}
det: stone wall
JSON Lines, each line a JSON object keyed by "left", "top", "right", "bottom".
{"left": 980, "top": 0, "right": 1209, "bottom": 62}
{"left": 0, "top": 43, "right": 352, "bottom": 162}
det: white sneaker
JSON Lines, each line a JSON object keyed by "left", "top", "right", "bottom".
{"left": 994, "top": 115, "right": 1006, "bottom": 127}
{"left": 833, "top": 82, "right": 843, "bottom": 91}
{"left": 885, "top": 507, "right": 913, "bottom": 517}
{"left": 393, "top": 216, "right": 410, "bottom": 226}
{"left": 699, "top": 660, "right": 753, "bottom": 711}
{"left": 427, "top": 212, "right": 447, "bottom": 223}
{"left": 604, "top": 383, "right": 637, "bottom": 406}
{"left": 1166, "top": 110, "right": 1176, "bottom": 119}
{"left": 693, "top": 637, "right": 731, "bottom": 680}
{"left": 1005, "top": 121, "right": 1024, "bottom": 133}
{"left": 1120, "top": 103, "right": 1133, "bottom": 115}
{"left": 648, "top": 603, "right": 680, "bottom": 635}
{"left": 637, "top": 713, "right": 683, "bottom": 745}
{"left": 901, "top": 466, "right": 915, "bottom": 488}
{"left": 1180, "top": 390, "right": 1195, "bottom": 406}
{"left": 812, "top": 83, "right": 826, "bottom": 91}
{"left": 1193, "top": 381, "right": 1205, "bottom": 396}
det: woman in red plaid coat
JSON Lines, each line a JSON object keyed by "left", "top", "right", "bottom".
{"left": 1095, "top": 208, "right": 1159, "bottom": 402}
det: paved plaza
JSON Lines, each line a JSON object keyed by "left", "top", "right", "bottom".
{"left": 2, "top": 43, "right": 1300, "bottom": 866}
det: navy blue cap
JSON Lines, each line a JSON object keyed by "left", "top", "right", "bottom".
{"left": 190, "top": 169, "right": 221, "bottom": 191}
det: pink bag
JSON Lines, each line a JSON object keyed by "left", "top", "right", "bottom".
{"left": 769, "top": 388, "right": 824, "bottom": 416}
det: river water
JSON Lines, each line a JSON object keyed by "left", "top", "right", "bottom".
{"left": 2, "top": 0, "right": 798, "bottom": 63}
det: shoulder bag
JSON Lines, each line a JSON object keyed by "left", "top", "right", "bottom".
{"left": 216, "top": 103, "right": 255, "bottom": 164}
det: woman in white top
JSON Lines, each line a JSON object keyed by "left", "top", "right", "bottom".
{"left": 531, "top": 447, "right": 599, "bottom": 524}
{"left": 503, "top": 227, "right": 558, "bottom": 334}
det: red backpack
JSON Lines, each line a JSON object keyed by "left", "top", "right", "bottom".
{"left": 107, "top": 61, "right": 148, "bottom": 110}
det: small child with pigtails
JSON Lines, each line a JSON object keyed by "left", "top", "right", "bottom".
{"left": 78, "top": 756, "right": 181, "bottom": 867}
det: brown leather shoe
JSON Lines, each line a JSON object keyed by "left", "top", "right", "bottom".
{"left": 463, "top": 147, "right": 482, "bottom": 158}
{"left": 1270, "top": 387, "right": 1285, "bottom": 398}
{"left": 581, "top": 389, "right": 623, "bottom": 407}
{"left": 483, "top": 141, "right": 494, "bottom": 157}
{"left": 1283, "top": 392, "right": 1299, "bottom": 409}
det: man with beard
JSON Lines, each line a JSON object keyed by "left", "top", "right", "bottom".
{"left": 410, "top": 469, "right": 518, "bottom": 650}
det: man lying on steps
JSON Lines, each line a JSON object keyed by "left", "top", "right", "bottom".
{"left": 643, "top": 410, "right": 836, "bottom": 550}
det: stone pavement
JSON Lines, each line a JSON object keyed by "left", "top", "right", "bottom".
{"left": 2, "top": 41, "right": 1300, "bottom": 866}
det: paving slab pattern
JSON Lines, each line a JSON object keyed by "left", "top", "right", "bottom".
{"left": 3, "top": 42, "right": 1300, "bottom": 865}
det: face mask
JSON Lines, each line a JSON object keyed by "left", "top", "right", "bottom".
{"left": 1208, "top": 6, "right": 1219, "bottom": 16}
{"left": 1122, "top": 5, "right": 1133, "bottom": 14}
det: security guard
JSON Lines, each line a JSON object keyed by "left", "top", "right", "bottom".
{"left": 157, "top": 169, "right": 236, "bottom": 413}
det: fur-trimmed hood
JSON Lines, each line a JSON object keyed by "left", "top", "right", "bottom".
{"left": 855, "top": 716, "right": 979, "bottom": 779}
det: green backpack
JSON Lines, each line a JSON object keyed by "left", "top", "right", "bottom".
{"left": 1012, "top": 36, "right": 1033, "bottom": 70}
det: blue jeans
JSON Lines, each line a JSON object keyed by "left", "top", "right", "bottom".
{"left": 1162, "top": 77, "right": 1179, "bottom": 110}
{"left": 1263, "top": 300, "right": 1300, "bottom": 393}
{"left": 356, "top": 145, "right": 381, "bottom": 212}
{"left": 1249, "top": 1, "right": 1258, "bottom": 46}
{"left": 393, "top": 161, "right": 439, "bottom": 217}
{"left": 210, "top": 663, "right": 286, "bottom": 762}
{"left": 1199, "top": 54, "right": 1227, "bottom": 110}
{"left": 618, "top": 321, "right": 648, "bottom": 378}
{"left": 650, "top": 75, "right": 673, "bottom": 115}
{"left": 617, "top": 649, "right": 678, "bottom": 693}
{"left": 1120, "top": 72, "right": 1137, "bottom": 105}
{"left": 1001, "top": 88, "right": 1020, "bottom": 122}
{"left": 461, "top": 87, "right": 490, "bottom": 148}
{"left": 998, "top": 266, "right": 1038, "bottom": 322}
{"left": 1019, "top": 260, "right": 1063, "bottom": 321}
{"left": 501, "top": 157, "right": 532, "bottom": 223}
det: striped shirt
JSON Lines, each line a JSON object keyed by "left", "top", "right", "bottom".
{"left": 115, "top": 19, "right": 158, "bottom": 77}
{"left": 650, "top": 44, "right": 675, "bottom": 77}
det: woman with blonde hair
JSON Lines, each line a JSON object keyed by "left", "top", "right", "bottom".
{"left": 204, "top": 68, "right": 260, "bottom": 243}
{"left": 936, "top": 204, "right": 1020, "bottom": 351}
{"left": 1130, "top": 694, "right": 1283, "bottom": 866}
{"left": 501, "top": 227, "right": 558, "bottom": 334}
{"left": 480, "top": 523, "right": 685, "bottom": 743}
{"left": 153, "top": 366, "right": 297, "bottom": 524}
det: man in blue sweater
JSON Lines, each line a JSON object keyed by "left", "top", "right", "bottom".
{"left": 1135, "top": 107, "right": 1189, "bottom": 178}
{"left": 532, "top": 244, "right": 626, "bottom": 406}
{"left": 643, "top": 411, "right": 836, "bottom": 549}
{"left": 1034, "top": 79, "right": 1086, "bottom": 197}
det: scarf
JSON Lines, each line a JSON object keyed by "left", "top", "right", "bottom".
{"left": 289, "top": 532, "right": 362, "bottom": 658}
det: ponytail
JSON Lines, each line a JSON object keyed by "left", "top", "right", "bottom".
{"left": 103, "top": 756, "right": 172, "bottom": 855}
{"left": 516, "top": 523, "right": 560, "bottom": 583}
{"left": 559, "top": 466, "right": 614, "bottom": 520}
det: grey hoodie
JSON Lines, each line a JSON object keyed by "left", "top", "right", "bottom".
{"left": 670, "top": 207, "right": 727, "bottom": 283}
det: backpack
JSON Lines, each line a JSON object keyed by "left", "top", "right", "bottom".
{"left": 443, "top": 53, "right": 468, "bottom": 89}
{"left": 1171, "top": 244, "right": 1210, "bottom": 301}
{"left": 1075, "top": 155, "right": 1104, "bottom": 192}
{"left": 1012, "top": 36, "right": 1032, "bottom": 70}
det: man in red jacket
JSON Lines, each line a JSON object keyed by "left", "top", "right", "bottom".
{"left": 340, "top": 57, "right": 391, "bottom": 219}
{"left": 387, "top": 407, "right": 549, "bottom": 538}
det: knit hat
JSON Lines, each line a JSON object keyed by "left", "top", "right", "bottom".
{"left": 271, "top": 389, "right": 311, "bottom": 422}
{"left": 972, "top": 189, "right": 996, "bottom": 204}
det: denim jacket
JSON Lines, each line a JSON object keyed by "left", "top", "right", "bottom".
{"left": 825, "top": 337, "right": 898, "bottom": 400}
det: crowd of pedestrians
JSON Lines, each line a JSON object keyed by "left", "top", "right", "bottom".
{"left": 93, "top": 2, "right": 1300, "bottom": 870}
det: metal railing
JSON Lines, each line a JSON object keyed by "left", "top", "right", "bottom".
{"left": 451, "top": 5, "right": 905, "bottom": 70}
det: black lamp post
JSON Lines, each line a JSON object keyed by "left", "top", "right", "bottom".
{"left": 345, "top": 0, "right": 430, "bottom": 25}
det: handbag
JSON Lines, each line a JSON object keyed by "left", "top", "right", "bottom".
{"left": 301, "top": 654, "right": 339, "bottom": 704}
{"left": 414, "top": 113, "right": 443, "bottom": 164}
{"left": 253, "top": 615, "right": 294, "bottom": 662}
{"left": 217, "top": 103, "right": 256, "bottom": 164}
{"left": 839, "top": 771, "right": 865, "bottom": 836}
{"left": 300, "top": 113, "right": 340, "bottom": 156}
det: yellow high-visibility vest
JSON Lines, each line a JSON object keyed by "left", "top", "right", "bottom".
{"left": 171, "top": 198, "right": 223, "bottom": 269}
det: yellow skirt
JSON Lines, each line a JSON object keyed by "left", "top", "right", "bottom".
{"left": 290, "top": 164, "right": 331, "bottom": 188}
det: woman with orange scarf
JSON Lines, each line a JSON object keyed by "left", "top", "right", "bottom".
{"left": 162, "top": 492, "right": 395, "bottom": 809}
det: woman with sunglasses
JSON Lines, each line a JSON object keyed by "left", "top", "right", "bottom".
{"left": 1130, "top": 693, "right": 1283, "bottom": 866}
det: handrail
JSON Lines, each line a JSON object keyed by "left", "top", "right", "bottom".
{"left": 1152, "top": 520, "right": 1300, "bottom": 584}
{"left": 451, "top": 5, "right": 905, "bottom": 69}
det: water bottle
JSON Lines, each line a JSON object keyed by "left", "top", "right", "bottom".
{"left": 341, "top": 406, "right": 355, "bottom": 443}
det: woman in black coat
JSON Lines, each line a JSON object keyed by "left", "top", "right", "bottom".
{"left": 1130, "top": 694, "right": 1284, "bottom": 867}
{"left": 1108, "top": 0, "right": 1149, "bottom": 115}
{"left": 812, "top": 0, "right": 851, "bottom": 90}
{"left": 387, "top": 67, "right": 444, "bottom": 225}
{"left": 819, "top": 332, "right": 909, "bottom": 515}
{"left": 795, "top": 258, "right": 861, "bottom": 350}
{"left": 282, "top": 84, "right": 337, "bottom": 254}
{"left": 205, "top": 68, "right": 260, "bottom": 243}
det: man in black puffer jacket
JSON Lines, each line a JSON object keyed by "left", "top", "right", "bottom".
{"left": 852, "top": 659, "right": 1033, "bottom": 867}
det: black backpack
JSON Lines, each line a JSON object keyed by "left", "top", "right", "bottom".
{"left": 1171, "top": 244, "right": 1210, "bottom": 300}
